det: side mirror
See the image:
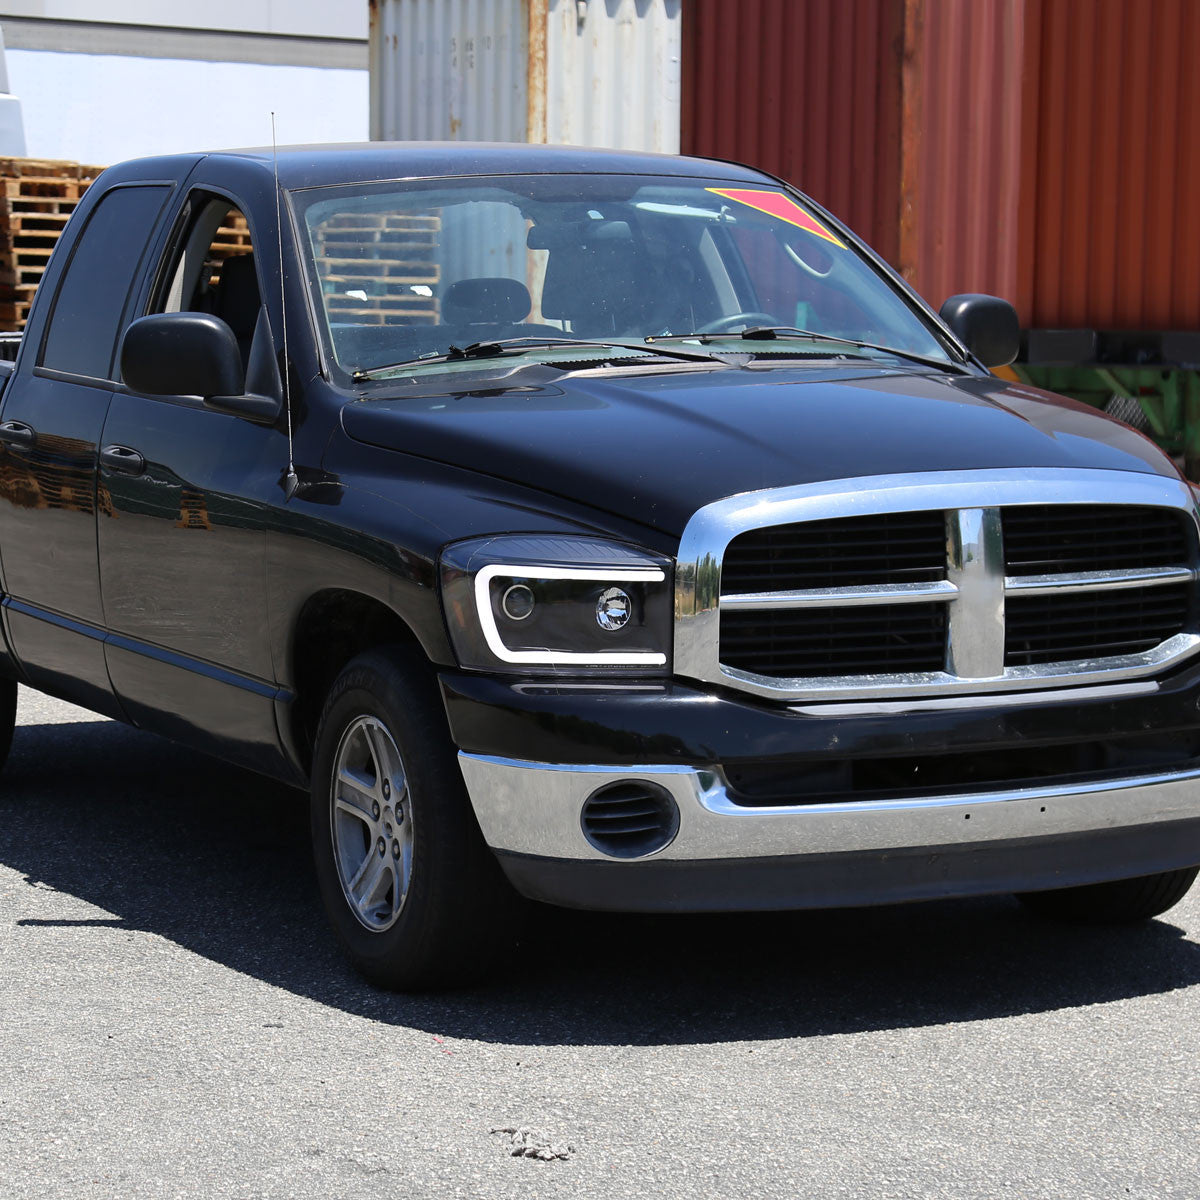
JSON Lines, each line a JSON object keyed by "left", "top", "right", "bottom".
{"left": 938, "top": 294, "right": 1020, "bottom": 368}
{"left": 121, "top": 312, "right": 244, "bottom": 398}
{"left": 119, "top": 311, "right": 282, "bottom": 422}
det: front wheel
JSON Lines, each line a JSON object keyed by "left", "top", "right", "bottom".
{"left": 310, "top": 649, "right": 516, "bottom": 990}
{"left": 1017, "top": 866, "right": 1199, "bottom": 924}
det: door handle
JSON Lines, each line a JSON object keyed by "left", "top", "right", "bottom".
{"left": 0, "top": 420, "right": 35, "bottom": 449}
{"left": 99, "top": 444, "right": 145, "bottom": 476}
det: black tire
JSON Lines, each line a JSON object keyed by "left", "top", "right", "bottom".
{"left": 310, "top": 647, "right": 517, "bottom": 990}
{"left": 0, "top": 677, "right": 16, "bottom": 772}
{"left": 1017, "top": 866, "right": 1199, "bottom": 924}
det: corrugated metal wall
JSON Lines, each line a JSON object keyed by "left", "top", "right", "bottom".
{"left": 681, "top": 0, "right": 904, "bottom": 264}
{"left": 369, "top": 0, "right": 530, "bottom": 142}
{"left": 903, "top": 0, "right": 1026, "bottom": 312}
{"left": 369, "top": 0, "right": 681, "bottom": 151}
{"left": 545, "top": 0, "right": 681, "bottom": 152}
{"left": 1027, "top": 0, "right": 1200, "bottom": 330}
{"left": 683, "top": 0, "right": 1200, "bottom": 332}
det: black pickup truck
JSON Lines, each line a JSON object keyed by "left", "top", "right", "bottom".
{"left": 0, "top": 142, "right": 1197, "bottom": 988}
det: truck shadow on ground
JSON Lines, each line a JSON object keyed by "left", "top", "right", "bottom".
{"left": 3, "top": 715, "right": 1199, "bottom": 1047}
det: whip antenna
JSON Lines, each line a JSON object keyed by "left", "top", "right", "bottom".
{"left": 272, "top": 112, "right": 299, "bottom": 501}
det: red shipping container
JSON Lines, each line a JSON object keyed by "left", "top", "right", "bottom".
{"left": 682, "top": 0, "right": 1200, "bottom": 334}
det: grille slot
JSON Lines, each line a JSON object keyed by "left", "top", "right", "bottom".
{"left": 722, "top": 511, "right": 948, "bottom": 592}
{"left": 1002, "top": 505, "right": 1190, "bottom": 575}
{"left": 1005, "top": 583, "right": 1192, "bottom": 666}
{"left": 721, "top": 602, "right": 947, "bottom": 678}
{"left": 724, "top": 729, "right": 1200, "bottom": 806}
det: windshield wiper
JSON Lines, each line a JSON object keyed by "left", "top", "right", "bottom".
{"left": 645, "top": 326, "right": 965, "bottom": 372}
{"left": 351, "top": 336, "right": 720, "bottom": 380}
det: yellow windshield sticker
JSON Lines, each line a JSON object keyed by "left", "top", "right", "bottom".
{"left": 707, "top": 188, "right": 846, "bottom": 248}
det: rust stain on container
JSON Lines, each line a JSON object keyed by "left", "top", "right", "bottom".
{"left": 906, "top": 0, "right": 1026, "bottom": 309}
{"left": 526, "top": 0, "right": 548, "bottom": 144}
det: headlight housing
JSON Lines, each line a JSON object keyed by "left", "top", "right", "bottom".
{"left": 439, "top": 535, "right": 673, "bottom": 674}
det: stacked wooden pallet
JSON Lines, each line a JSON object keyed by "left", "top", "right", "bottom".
{"left": 211, "top": 210, "right": 254, "bottom": 262}
{"left": 0, "top": 158, "right": 105, "bottom": 330}
{"left": 312, "top": 213, "right": 440, "bottom": 325}
{"left": 0, "top": 160, "right": 442, "bottom": 332}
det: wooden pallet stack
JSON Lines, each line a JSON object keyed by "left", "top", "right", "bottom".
{"left": 0, "top": 159, "right": 261, "bottom": 332}
{"left": 211, "top": 210, "right": 254, "bottom": 263}
{"left": 0, "top": 158, "right": 106, "bottom": 330}
{"left": 0, "top": 159, "right": 442, "bottom": 332}
{"left": 312, "top": 213, "right": 440, "bottom": 325}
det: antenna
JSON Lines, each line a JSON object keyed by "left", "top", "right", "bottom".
{"left": 272, "top": 112, "right": 299, "bottom": 502}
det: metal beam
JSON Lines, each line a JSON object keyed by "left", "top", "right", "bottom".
{"left": 0, "top": 16, "right": 366, "bottom": 69}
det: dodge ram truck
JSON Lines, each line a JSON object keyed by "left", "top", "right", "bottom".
{"left": 0, "top": 143, "right": 1196, "bottom": 989}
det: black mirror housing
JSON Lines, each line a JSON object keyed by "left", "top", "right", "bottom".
{"left": 120, "top": 312, "right": 245, "bottom": 398}
{"left": 119, "top": 310, "right": 282, "bottom": 424}
{"left": 938, "top": 294, "right": 1020, "bottom": 368}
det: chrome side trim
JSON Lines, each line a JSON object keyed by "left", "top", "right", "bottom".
{"left": 457, "top": 751, "right": 1200, "bottom": 863}
{"left": 675, "top": 468, "right": 1200, "bottom": 701}
{"left": 715, "top": 633, "right": 1200, "bottom": 700}
{"left": 721, "top": 580, "right": 958, "bottom": 609}
{"left": 788, "top": 678, "right": 1158, "bottom": 716}
{"left": 1005, "top": 566, "right": 1197, "bottom": 595}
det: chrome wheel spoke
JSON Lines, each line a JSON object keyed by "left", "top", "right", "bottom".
{"left": 345, "top": 844, "right": 376, "bottom": 893}
{"left": 354, "top": 853, "right": 389, "bottom": 915}
{"left": 335, "top": 796, "right": 372, "bottom": 826}
{"left": 364, "top": 722, "right": 393, "bottom": 783}
{"left": 392, "top": 782, "right": 410, "bottom": 820}
{"left": 387, "top": 859, "right": 405, "bottom": 918}
{"left": 336, "top": 766, "right": 377, "bottom": 820}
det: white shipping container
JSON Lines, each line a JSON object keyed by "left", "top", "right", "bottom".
{"left": 369, "top": 0, "right": 681, "bottom": 152}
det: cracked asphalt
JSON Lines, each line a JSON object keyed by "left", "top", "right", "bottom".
{"left": 2, "top": 688, "right": 1198, "bottom": 1198}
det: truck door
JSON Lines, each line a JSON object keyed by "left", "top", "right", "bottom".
{"left": 97, "top": 192, "right": 288, "bottom": 775}
{"left": 0, "top": 182, "right": 171, "bottom": 716}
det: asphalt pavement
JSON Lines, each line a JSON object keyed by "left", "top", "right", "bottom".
{"left": 1, "top": 687, "right": 1198, "bottom": 1199}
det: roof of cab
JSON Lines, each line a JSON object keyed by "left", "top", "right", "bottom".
{"left": 99, "top": 141, "right": 775, "bottom": 191}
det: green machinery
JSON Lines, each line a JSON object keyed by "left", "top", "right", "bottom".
{"left": 1012, "top": 331, "right": 1200, "bottom": 479}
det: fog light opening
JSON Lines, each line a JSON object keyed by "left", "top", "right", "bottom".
{"left": 580, "top": 780, "right": 679, "bottom": 859}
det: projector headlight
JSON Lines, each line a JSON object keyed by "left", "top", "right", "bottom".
{"left": 439, "top": 535, "right": 673, "bottom": 674}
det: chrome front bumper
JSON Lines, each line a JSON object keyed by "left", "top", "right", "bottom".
{"left": 457, "top": 752, "right": 1200, "bottom": 911}
{"left": 457, "top": 753, "right": 1200, "bottom": 863}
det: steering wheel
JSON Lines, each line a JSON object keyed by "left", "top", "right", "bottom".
{"left": 694, "top": 311, "right": 779, "bottom": 335}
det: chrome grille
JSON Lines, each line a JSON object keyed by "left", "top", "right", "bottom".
{"left": 673, "top": 470, "right": 1200, "bottom": 701}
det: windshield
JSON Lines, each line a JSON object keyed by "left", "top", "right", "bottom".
{"left": 292, "top": 173, "right": 953, "bottom": 378}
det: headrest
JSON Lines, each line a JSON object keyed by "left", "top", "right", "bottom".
{"left": 214, "top": 253, "right": 261, "bottom": 338}
{"left": 441, "top": 277, "right": 531, "bottom": 325}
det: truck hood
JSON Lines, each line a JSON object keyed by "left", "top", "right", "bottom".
{"left": 341, "top": 363, "right": 1177, "bottom": 536}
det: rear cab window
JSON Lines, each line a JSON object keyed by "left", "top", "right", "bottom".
{"left": 39, "top": 184, "right": 171, "bottom": 380}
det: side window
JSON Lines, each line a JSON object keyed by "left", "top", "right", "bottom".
{"left": 152, "top": 197, "right": 261, "bottom": 367}
{"left": 40, "top": 184, "right": 170, "bottom": 379}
